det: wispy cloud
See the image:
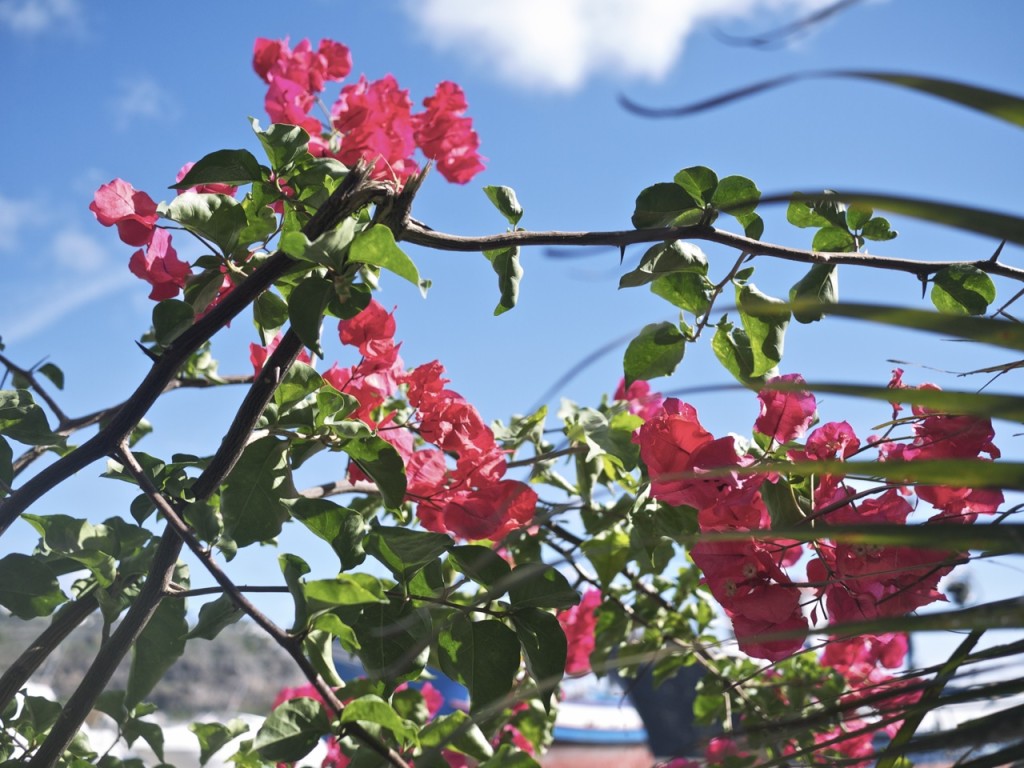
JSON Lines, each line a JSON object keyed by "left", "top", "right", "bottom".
{"left": 111, "top": 76, "right": 180, "bottom": 131}
{"left": 1, "top": 271, "right": 134, "bottom": 345}
{"left": 0, "top": 195, "right": 135, "bottom": 344}
{"left": 404, "top": 0, "right": 833, "bottom": 92}
{"left": 0, "top": 0, "right": 83, "bottom": 36}
{"left": 0, "top": 195, "right": 48, "bottom": 251}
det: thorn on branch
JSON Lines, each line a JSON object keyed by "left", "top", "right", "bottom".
{"left": 135, "top": 340, "right": 161, "bottom": 363}
{"left": 989, "top": 239, "right": 1007, "bottom": 264}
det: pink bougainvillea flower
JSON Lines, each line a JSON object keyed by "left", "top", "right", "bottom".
{"left": 338, "top": 299, "right": 397, "bottom": 357}
{"left": 822, "top": 633, "right": 907, "bottom": 687}
{"left": 633, "top": 399, "right": 757, "bottom": 509}
{"left": 558, "top": 588, "right": 601, "bottom": 675}
{"left": 755, "top": 373, "right": 816, "bottom": 444}
{"left": 264, "top": 76, "right": 322, "bottom": 135}
{"left": 614, "top": 377, "right": 665, "bottom": 422}
{"left": 788, "top": 420, "right": 860, "bottom": 463}
{"left": 128, "top": 228, "right": 191, "bottom": 301}
{"left": 174, "top": 162, "right": 238, "bottom": 197}
{"left": 412, "top": 81, "right": 485, "bottom": 184}
{"left": 705, "top": 736, "right": 751, "bottom": 766}
{"left": 332, "top": 75, "right": 420, "bottom": 183}
{"left": 434, "top": 480, "right": 537, "bottom": 541}
{"left": 253, "top": 36, "right": 351, "bottom": 94}
{"left": 249, "top": 332, "right": 312, "bottom": 376}
{"left": 90, "top": 178, "right": 160, "bottom": 246}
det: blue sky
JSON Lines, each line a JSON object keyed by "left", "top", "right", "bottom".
{"left": 2, "top": 0, "right": 1024, "bottom": 666}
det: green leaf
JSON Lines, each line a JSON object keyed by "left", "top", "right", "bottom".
{"left": 163, "top": 193, "right": 248, "bottom": 254}
{"left": 304, "top": 574, "right": 387, "bottom": 610}
{"left": 483, "top": 185, "right": 523, "bottom": 227}
{"left": 787, "top": 198, "right": 832, "bottom": 229}
{"left": 790, "top": 192, "right": 1022, "bottom": 246}
{"left": 238, "top": 196, "right": 279, "bottom": 246}
{"left": 187, "top": 593, "right": 243, "bottom": 640}
{"left": 759, "top": 477, "right": 806, "bottom": 528}
{"left": 512, "top": 608, "right": 566, "bottom": 698}
{"left": 123, "top": 716, "right": 165, "bottom": 761}
{"left": 293, "top": 218, "right": 358, "bottom": 270}
{"left": 126, "top": 595, "right": 187, "bottom": 707}
{"left": 171, "top": 149, "right": 263, "bottom": 189}
{"left": 0, "top": 390, "right": 64, "bottom": 446}
{"left": 448, "top": 545, "right": 512, "bottom": 590}
{"left": 152, "top": 299, "right": 195, "bottom": 345}
{"left": 340, "top": 695, "right": 417, "bottom": 745}
{"left": 280, "top": 553, "right": 311, "bottom": 632}
{"left": 931, "top": 264, "right": 997, "bottom": 315}
{"left": 861, "top": 216, "right": 898, "bottom": 241}
{"left": 631, "top": 182, "right": 700, "bottom": 229}
{"left": 220, "top": 435, "right": 293, "bottom": 548}
{"left": 273, "top": 361, "right": 323, "bottom": 413}
{"left": 252, "top": 119, "right": 312, "bottom": 171}
{"left": 736, "top": 282, "right": 790, "bottom": 377}
{"left": 508, "top": 562, "right": 579, "bottom": 610}
{"left": 190, "top": 719, "right": 250, "bottom": 766}
{"left": 420, "top": 710, "right": 494, "bottom": 761}
{"left": 811, "top": 225, "right": 856, "bottom": 252}
{"left": 712, "top": 175, "right": 760, "bottom": 217}
{"left": 287, "top": 276, "right": 333, "bottom": 357}
{"left": 480, "top": 743, "right": 542, "bottom": 768}
{"left": 581, "top": 528, "right": 631, "bottom": 587}
{"left": 36, "top": 362, "right": 64, "bottom": 390}
{"left": 622, "top": 322, "right": 686, "bottom": 385}
{"left": 349, "top": 224, "right": 420, "bottom": 285}
{"left": 673, "top": 166, "right": 718, "bottom": 206}
{"left": 846, "top": 202, "right": 873, "bottom": 231}
{"left": 737, "top": 211, "right": 764, "bottom": 240}
{"left": 303, "top": 629, "right": 343, "bottom": 687}
{"left": 650, "top": 272, "right": 714, "bottom": 316}
{"left": 789, "top": 264, "right": 838, "bottom": 323}
{"left": 365, "top": 525, "right": 453, "bottom": 581}
{"left": 355, "top": 600, "right": 431, "bottom": 682}
{"left": 254, "top": 697, "right": 329, "bottom": 762}
{"left": 0, "top": 436, "right": 11, "bottom": 495}
{"left": 0, "top": 554, "right": 65, "bottom": 618}
{"left": 342, "top": 435, "right": 406, "bottom": 509}
{"left": 253, "top": 291, "right": 289, "bottom": 343}
{"left": 292, "top": 497, "right": 367, "bottom": 571}
{"left": 711, "top": 317, "right": 761, "bottom": 387}
{"left": 618, "top": 241, "right": 708, "bottom": 289}
{"left": 484, "top": 246, "right": 523, "bottom": 315}
{"left": 438, "top": 615, "right": 520, "bottom": 713}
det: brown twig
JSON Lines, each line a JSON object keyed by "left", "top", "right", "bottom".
{"left": 402, "top": 219, "right": 1024, "bottom": 282}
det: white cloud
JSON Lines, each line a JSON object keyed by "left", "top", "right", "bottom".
{"left": 52, "top": 228, "right": 109, "bottom": 273}
{"left": 111, "top": 77, "right": 180, "bottom": 131}
{"left": 1, "top": 271, "right": 134, "bottom": 344}
{"left": 0, "top": 0, "right": 82, "bottom": 35}
{"left": 0, "top": 195, "right": 48, "bottom": 251}
{"left": 404, "top": 0, "right": 832, "bottom": 92}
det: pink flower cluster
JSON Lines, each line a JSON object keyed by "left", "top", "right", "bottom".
{"left": 614, "top": 378, "right": 665, "bottom": 421}
{"left": 90, "top": 179, "right": 192, "bottom": 300}
{"left": 253, "top": 37, "right": 484, "bottom": 185}
{"left": 557, "top": 588, "right": 601, "bottom": 675}
{"left": 248, "top": 299, "right": 538, "bottom": 541}
{"left": 633, "top": 371, "right": 1002, "bottom": 663}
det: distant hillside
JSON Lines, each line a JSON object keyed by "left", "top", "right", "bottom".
{"left": 0, "top": 611, "right": 302, "bottom": 718}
